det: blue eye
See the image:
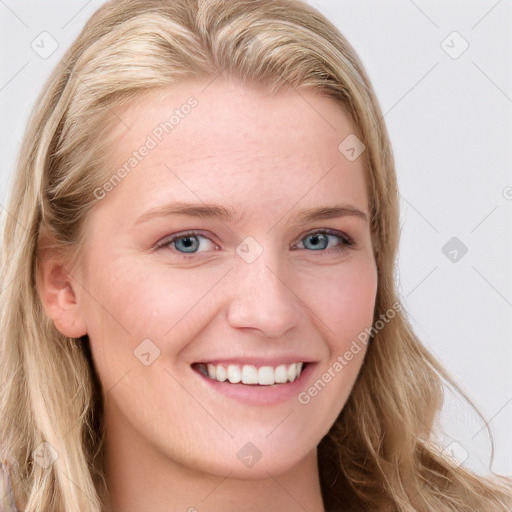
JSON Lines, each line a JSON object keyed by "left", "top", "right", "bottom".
{"left": 154, "top": 229, "right": 354, "bottom": 257}
{"left": 155, "top": 231, "right": 216, "bottom": 255}
{"left": 295, "top": 230, "right": 353, "bottom": 252}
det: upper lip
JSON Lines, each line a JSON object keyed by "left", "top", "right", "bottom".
{"left": 192, "top": 357, "right": 316, "bottom": 367}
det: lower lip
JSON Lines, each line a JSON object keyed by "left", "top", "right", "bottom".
{"left": 193, "top": 363, "right": 317, "bottom": 406}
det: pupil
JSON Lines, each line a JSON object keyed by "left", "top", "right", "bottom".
{"left": 177, "top": 236, "right": 197, "bottom": 252}
{"left": 308, "top": 233, "right": 327, "bottom": 250}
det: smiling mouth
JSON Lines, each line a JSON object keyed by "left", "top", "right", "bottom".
{"left": 192, "top": 362, "right": 308, "bottom": 386}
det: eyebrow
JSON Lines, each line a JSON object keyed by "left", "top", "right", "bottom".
{"left": 134, "top": 201, "right": 368, "bottom": 226}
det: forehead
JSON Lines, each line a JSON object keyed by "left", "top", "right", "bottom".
{"left": 97, "top": 78, "right": 369, "bottom": 225}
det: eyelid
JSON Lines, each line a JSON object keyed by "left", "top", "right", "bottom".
{"left": 299, "top": 227, "right": 353, "bottom": 246}
{"left": 154, "top": 228, "right": 355, "bottom": 255}
{"left": 154, "top": 230, "right": 217, "bottom": 251}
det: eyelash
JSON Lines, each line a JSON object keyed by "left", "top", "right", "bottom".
{"left": 154, "top": 229, "right": 355, "bottom": 258}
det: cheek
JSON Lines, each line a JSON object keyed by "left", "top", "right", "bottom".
{"left": 302, "top": 254, "right": 378, "bottom": 349}
{"left": 82, "top": 257, "right": 231, "bottom": 366}
{"left": 85, "top": 249, "right": 377, "bottom": 352}
{"left": 83, "top": 244, "right": 376, "bottom": 381}
{"left": 292, "top": 255, "right": 377, "bottom": 433}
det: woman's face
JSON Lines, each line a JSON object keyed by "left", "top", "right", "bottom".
{"left": 73, "top": 78, "right": 377, "bottom": 478}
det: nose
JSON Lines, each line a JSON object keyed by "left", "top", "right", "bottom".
{"left": 226, "top": 252, "right": 303, "bottom": 338}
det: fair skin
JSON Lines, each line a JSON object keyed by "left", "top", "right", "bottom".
{"left": 38, "top": 77, "right": 377, "bottom": 512}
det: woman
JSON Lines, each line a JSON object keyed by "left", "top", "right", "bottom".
{"left": 1, "top": 0, "right": 511, "bottom": 510}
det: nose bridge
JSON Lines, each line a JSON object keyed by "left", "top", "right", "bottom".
{"left": 226, "top": 242, "right": 302, "bottom": 337}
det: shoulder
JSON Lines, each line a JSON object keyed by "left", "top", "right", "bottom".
{"left": 0, "top": 461, "right": 20, "bottom": 512}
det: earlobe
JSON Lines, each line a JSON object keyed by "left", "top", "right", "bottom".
{"left": 36, "top": 255, "right": 88, "bottom": 339}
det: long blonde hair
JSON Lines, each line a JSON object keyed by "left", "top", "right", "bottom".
{"left": 1, "top": 0, "right": 511, "bottom": 510}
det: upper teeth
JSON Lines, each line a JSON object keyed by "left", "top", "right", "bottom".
{"left": 200, "top": 362, "right": 304, "bottom": 385}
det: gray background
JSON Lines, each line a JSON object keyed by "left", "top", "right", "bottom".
{"left": 0, "top": 0, "right": 511, "bottom": 475}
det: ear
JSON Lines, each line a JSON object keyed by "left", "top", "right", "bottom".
{"left": 36, "top": 252, "right": 88, "bottom": 338}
